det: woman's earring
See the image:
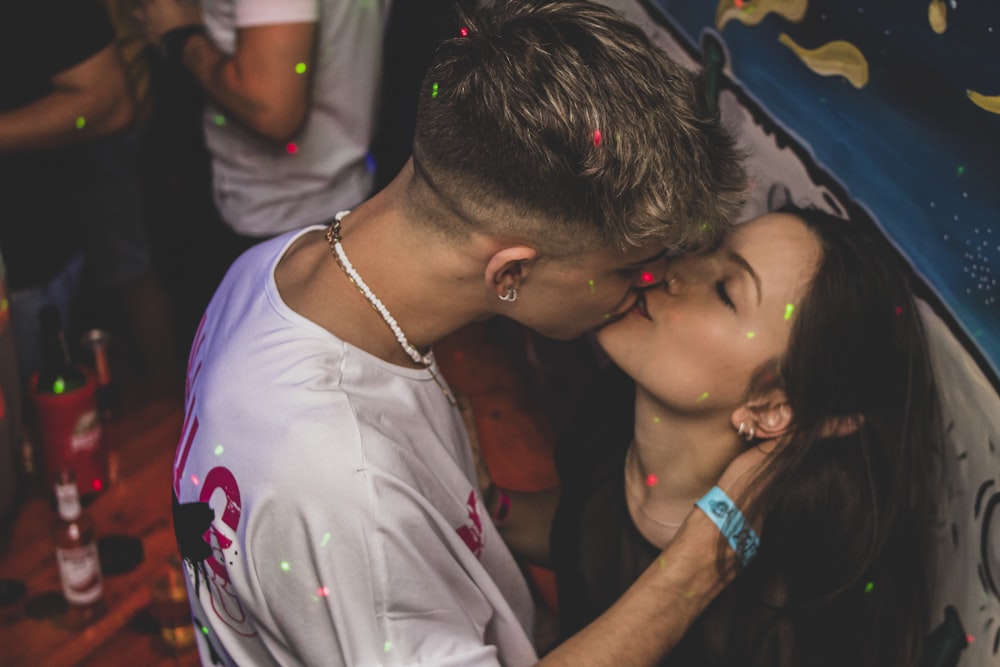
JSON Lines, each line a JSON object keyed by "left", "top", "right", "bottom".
{"left": 498, "top": 287, "right": 518, "bottom": 302}
{"left": 738, "top": 421, "right": 755, "bottom": 442}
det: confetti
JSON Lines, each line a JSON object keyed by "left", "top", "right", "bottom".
{"left": 384, "top": 641, "right": 393, "bottom": 652}
{"left": 202, "top": 625, "right": 210, "bottom": 635}
{"left": 321, "top": 532, "right": 332, "bottom": 547}
{"left": 459, "top": 27, "right": 469, "bottom": 37}
{"left": 92, "top": 479, "right": 103, "bottom": 492}
{"left": 432, "top": 82, "right": 439, "bottom": 99}
{"left": 653, "top": 416, "right": 661, "bottom": 423}
{"left": 641, "top": 271, "right": 654, "bottom": 283}
{"left": 588, "top": 279, "right": 596, "bottom": 293}
{"left": 784, "top": 303, "right": 795, "bottom": 320}
{"left": 746, "top": 331, "right": 756, "bottom": 339}
{"left": 286, "top": 142, "right": 298, "bottom": 154}
{"left": 214, "top": 445, "right": 224, "bottom": 456}
{"left": 190, "top": 474, "right": 200, "bottom": 486}
{"left": 646, "top": 474, "right": 658, "bottom": 487}
{"left": 280, "top": 561, "right": 291, "bottom": 572}
{"left": 317, "top": 586, "right": 329, "bottom": 596}
{"left": 698, "top": 392, "right": 709, "bottom": 402}
{"left": 214, "top": 114, "right": 226, "bottom": 126}
{"left": 75, "top": 116, "right": 86, "bottom": 130}
{"left": 593, "top": 129, "right": 602, "bottom": 147}
{"left": 864, "top": 581, "right": 874, "bottom": 593}
{"left": 295, "top": 62, "right": 307, "bottom": 74}
{"left": 53, "top": 378, "right": 66, "bottom": 394}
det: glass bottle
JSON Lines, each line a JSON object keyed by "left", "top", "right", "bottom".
{"left": 52, "top": 469, "right": 103, "bottom": 606}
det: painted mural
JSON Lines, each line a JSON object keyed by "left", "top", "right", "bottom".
{"left": 645, "top": 0, "right": 1000, "bottom": 382}
{"left": 603, "top": 0, "right": 1000, "bottom": 663}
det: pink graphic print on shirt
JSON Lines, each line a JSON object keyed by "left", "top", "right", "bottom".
{"left": 198, "top": 465, "right": 256, "bottom": 636}
{"left": 456, "top": 490, "right": 486, "bottom": 558}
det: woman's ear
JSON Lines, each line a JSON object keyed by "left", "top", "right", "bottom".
{"left": 484, "top": 245, "right": 536, "bottom": 299}
{"left": 731, "top": 388, "right": 793, "bottom": 441}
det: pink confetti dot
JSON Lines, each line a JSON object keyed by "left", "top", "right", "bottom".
{"left": 641, "top": 271, "right": 654, "bottom": 283}
{"left": 646, "top": 474, "right": 658, "bottom": 487}
{"left": 286, "top": 142, "right": 299, "bottom": 154}
{"left": 593, "top": 129, "right": 602, "bottom": 147}
{"left": 459, "top": 27, "right": 469, "bottom": 37}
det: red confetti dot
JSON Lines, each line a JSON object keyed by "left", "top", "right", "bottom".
{"left": 92, "top": 478, "right": 103, "bottom": 492}
{"left": 966, "top": 634, "right": 974, "bottom": 644}
{"left": 318, "top": 586, "right": 330, "bottom": 597}
{"left": 895, "top": 306, "right": 903, "bottom": 316}
{"left": 646, "top": 473, "right": 658, "bottom": 487}
{"left": 459, "top": 27, "right": 469, "bottom": 37}
{"left": 593, "top": 129, "right": 602, "bottom": 147}
{"left": 641, "top": 271, "right": 654, "bottom": 283}
{"left": 286, "top": 142, "right": 299, "bottom": 154}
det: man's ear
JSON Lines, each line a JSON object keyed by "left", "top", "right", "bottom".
{"left": 731, "top": 387, "right": 793, "bottom": 441}
{"left": 484, "top": 245, "right": 536, "bottom": 298}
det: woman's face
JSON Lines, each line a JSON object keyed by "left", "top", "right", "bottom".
{"left": 597, "top": 212, "right": 822, "bottom": 413}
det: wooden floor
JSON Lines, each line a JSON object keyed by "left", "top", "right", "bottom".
{"left": 0, "top": 385, "right": 199, "bottom": 667}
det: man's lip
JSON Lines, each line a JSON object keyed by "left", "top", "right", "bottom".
{"left": 631, "top": 292, "right": 652, "bottom": 320}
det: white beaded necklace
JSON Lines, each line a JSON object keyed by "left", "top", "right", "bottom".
{"left": 326, "top": 210, "right": 456, "bottom": 405}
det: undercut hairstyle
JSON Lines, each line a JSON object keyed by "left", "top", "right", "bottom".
{"left": 412, "top": 0, "right": 747, "bottom": 254}
{"left": 706, "top": 206, "right": 943, "bottom": 667}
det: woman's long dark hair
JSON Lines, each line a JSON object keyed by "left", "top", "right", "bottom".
{"left": 711, "top": 206, "right": 943, "bottom": 666}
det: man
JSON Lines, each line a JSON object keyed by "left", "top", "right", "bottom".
{"left": 0, "top": 0, "right": 135, "bottom": 374}
{"left": 171, "top": 2, "right": 748, "bottom": 665}
{"left": 138, "top": 0, "right": 387, "bottom": 241}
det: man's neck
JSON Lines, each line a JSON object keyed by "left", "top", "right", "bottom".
{"left": 273, "top": 188, "right": 488, "bottom": 368}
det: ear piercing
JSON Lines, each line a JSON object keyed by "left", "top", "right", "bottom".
{"left": 498, "top": 287, "right": 518, "bottom": 302}
{"left": 738, "top": 421, "right": 756, "bottom": 442}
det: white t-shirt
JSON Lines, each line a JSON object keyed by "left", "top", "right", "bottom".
{"left": 173, "top": 227, "right": 538, "bottom": 666}
{"left": 200, "top": 0, "right": 387, "bottom": 236}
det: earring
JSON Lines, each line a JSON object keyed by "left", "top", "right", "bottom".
{"left": 738, "top": 421, "right": 755, "bottom": 442}
{"left": 498, "top": 287, "right": 518, "bottom": 302}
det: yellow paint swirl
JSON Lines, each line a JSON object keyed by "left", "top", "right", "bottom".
{"left": 778, "top": 33, "right": 869, "bottom": 89}
{"left": 928, "top": 0, "right": 947, "bottom": 34}
{"left": 967, "top": 90, "right": 1000, "bottom": 115}
{"left": 716, "top": 0, "right": 807, "bottom": 30}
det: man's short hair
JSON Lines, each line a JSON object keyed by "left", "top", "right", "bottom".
{"left": 412, "top": 0, "right": 746, "bottom": 254}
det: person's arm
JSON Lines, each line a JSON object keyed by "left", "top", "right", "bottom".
{"left": 538, "top": 440, "right": 771, "bottom": 665}
{"left": 139, "top": 0, "right": 315, "bottom": 142}
{"left": 0, "top": 44, "right": 134, "bottom": 153}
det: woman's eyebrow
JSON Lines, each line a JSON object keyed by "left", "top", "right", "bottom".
{"left": 728, "top": 250, "right": 762, "bottom": 305}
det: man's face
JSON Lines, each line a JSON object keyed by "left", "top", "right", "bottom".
{"left": 511, "top": 242, "right": 669, "bottom": 340}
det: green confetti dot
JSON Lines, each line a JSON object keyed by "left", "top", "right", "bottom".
{"left": 864, "top": 581, "right": 874, "bottom": 593}
{"left": 956, "top": 165, "right": 965, "bottom": 177}
{"left": 214, "top": 445, "right": 224, "bottom": 456}
{"left": 603, "top": 313, "right": 611, "bottom": 320}
{"left": 431, "top": 82, "right": 439, "bottom": 99}
{"left": 214, "top": 114, "right": 226, "bottom": 126}
{"left": 201, "top": 625, "right": 210, "bottom": 635}
{"left": 0, "top": 298, "right": 7, "bottom": 311}
{"left": 280, "top": 561, "right": 290, "bottom": 572}
{"left": 698, "top": 392, "right": 709, "bottom": 401}
{"left": 384, "top": 641, "right": 393, "bottom": 653}
{"left": 75, "top": 116, "right": 86, "bottom": 130}
{"left": 295, "top": 62, "right": 307, "bottom": 74}
{"left": 746, "top": 331, "right": 756, "bottom": 339}
{"left": 588, "top": 279, "right": 596, "bottom": 293}
{"left": 321, "top": 532, "right": 331, "bottom": 547}
{"left": 784, "top": 303, "right": 795, "bottom": 320}
{"left": 53, "top": 377, "right": 66, "bottom": 394}
{"left": 652, "top": 416, "right": 661, "bottom": 424}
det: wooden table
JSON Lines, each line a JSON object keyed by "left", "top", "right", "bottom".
{"left": 0, "top": 389, "right": 200, "bottom": 667}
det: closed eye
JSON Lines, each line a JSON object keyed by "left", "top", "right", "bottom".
{"left": 715, "top": 280, "right": 735, "bottom": 311}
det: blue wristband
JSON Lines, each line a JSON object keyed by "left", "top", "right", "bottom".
{"left": 695, "top": 486, "right": 759, "bottom": 566}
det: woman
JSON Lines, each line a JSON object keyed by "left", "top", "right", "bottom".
{"left": 484, "top": 206, "right": 942, "bottom": 665}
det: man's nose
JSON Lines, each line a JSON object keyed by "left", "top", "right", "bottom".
{"left": 632, "top": 261, "right": 666, "bottom": 288}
